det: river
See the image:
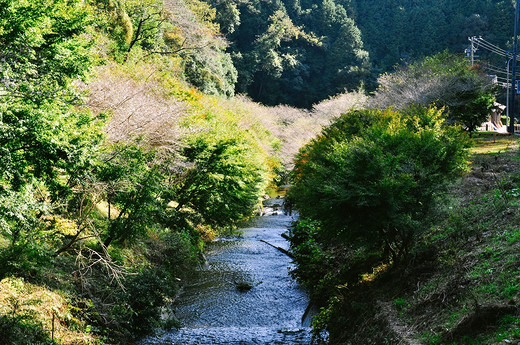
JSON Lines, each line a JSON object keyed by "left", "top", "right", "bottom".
{"left": 140, "top": 197, "right": 314, "bottom": 345}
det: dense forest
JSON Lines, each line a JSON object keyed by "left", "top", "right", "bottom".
{"left": 209, "top": 0, "right": 515, "bottom": 106}
{"left": 1, "top": 0, "right": 520, "bottom": 344}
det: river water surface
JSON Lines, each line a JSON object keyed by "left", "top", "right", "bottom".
{"left": 141, "top": 198, "right": 313, "bottom": 345}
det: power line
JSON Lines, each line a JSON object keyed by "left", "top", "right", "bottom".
{"left": 468, "top": 36, "right": 520, "bottom": 61}
{"left": 476, "top": 37, "right": 507, "bottom": 55}
{"left": 466, "top": 31, "right": 520, "bottom": 131}
{"left": 494, "top": 76, "right": 509, "bottom": 83}
{"left": 469, "top": 36, "right": 506, "bottom": 57}
{"left": 476, "top": 40, "right": 507, "bottom": 57}
{"left": 474, "top": 37, "right": 507, "bottom": 55}
{"left": 481, "top": 65, "right": 508, "bottom": 74}
{"left": 483, "top": 62, "right": 509, "bottom": 70}
{"left": 480, "top": 63, "right": 509, "bottom": 76}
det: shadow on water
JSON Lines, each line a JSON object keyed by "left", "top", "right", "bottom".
{"left": 140, "top": 197, "right": 315, "bottom": 345}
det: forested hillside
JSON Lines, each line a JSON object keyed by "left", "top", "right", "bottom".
{"left": 350, "top": 0, "right": 513, "bottom": 72}
{"left": 210, "top": 0, "right": 515, "bottom": 106}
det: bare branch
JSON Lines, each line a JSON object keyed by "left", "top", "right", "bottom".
{"left": 79, "top": 64, "right": 191, "bottom": 147}
{"left": 73, "top": 230, "right": 131, "bottom": 290}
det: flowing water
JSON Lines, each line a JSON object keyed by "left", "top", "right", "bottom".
{"left": 140, "top": 198, "right": 313, "bottom": 345}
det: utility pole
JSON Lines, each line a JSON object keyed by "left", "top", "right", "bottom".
{"left": 471, "top": 37, "right": 475, "bottom": 65}
{"left": 509, "top": 0, "right": 520, "bottom": 134}
{"left": 507, "top": 55, "right": 513, "bottom": 127}
{"left": 467, "top": 37, "right": 477, "bottom": 65}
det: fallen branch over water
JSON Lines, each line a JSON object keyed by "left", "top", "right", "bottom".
{"left": 260, "top": 239, "right": 294, "bottom": 259}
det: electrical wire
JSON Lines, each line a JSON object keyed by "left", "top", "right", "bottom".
{"left": 465, "top": 37, "right": 520, "bottom": 89}
{"left": 475, "top": 38, "right": 520, "bottom": 61}
{"left": 472, "top": 37, "right": 507, "bottom": 55}
{"left": 474, "top": 40, "right": 507, "bottom": 57}
{"left": 480, "top": 64, "right": 509, "bottom": 76}
{"left": 476, "top": 37, "right": 507, "bottom": 55}
{"left": 481, "top": 66, "right": 508, "bottom": 75}
{"left": 468, "top": 37, "right": 520, "bottom": 68}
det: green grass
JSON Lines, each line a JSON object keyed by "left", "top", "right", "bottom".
{"left": 495, "top": 315, "right": 520, "bottom": 342}
{"left": 471, "top": 132, "right": 519, "bottom": 154}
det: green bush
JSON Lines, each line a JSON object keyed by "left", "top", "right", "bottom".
{"left": 124, "top": 267, "right": 175, "bottom": 337}
{"left": 290, "top": 105, "right": 469, "bottom": 266}
{"left": 288, "top": 220, "right": 331, "bottom": 297}
{"left": 0, "top": 315, "right": 53, "bottom": 345}
{"left": 288, "top": 105, "right": 470, "bottom": 339}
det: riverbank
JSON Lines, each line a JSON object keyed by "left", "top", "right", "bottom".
{"left": 297, "top": 136, "right": 520, "bottom": 344}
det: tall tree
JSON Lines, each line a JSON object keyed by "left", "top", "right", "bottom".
{"left": 0, "top": 0, "right": 102, "bottom": 195}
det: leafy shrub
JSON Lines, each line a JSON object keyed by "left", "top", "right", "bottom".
{"left": 288, "top": 220, "right": 330, "bottom": 296}
{"left": 288, "top": 105, "right": 470, "bottom": 340}
{"left": 112, "top": 230, "right": 201, "bottom": 339}
{"left": 0, "top": 186, "right": 51, "bottom": 279}
{"left": 124, "top": 267, "right": 175, "bottom": 337}
{"left": 0, "top": 315, "right": 52, "bottom": 345}
{"left": 290, "top": 105, "right": 469, "bottom": 266}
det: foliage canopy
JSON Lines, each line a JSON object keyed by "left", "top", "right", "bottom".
{"left": 0, "top": 0, "right": 102, "bottom": 195}
{"left": 290, "top": 106, "right": 470, "bottom": 264}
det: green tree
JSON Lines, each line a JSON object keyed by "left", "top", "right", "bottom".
{"left": 173, "top": 133, "right": 269, "bottom": 229}
{"left": 212, "top": 0, "right": 241, "bottom": 34}
{"left": 0, "top": 185, "right": 50, "bottom": 278}
{"left": 183, "top": 49, "right": 238, "bottom": 97}
{"left": 0, "top": 0, "right": 104, "bottom": 277}
{"left": 94, "top": 0, "right": 165, "bottom": 59}
{"left": 97, "top": 144, "right": 166, "bottom": 248}
{"left": 0, "top": 0, "right": 102, "bottom": 195}
{"left": 451, "top": 88, "right": 495, "bottom": 134}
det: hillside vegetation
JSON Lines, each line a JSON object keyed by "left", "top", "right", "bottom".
{"left": 289, "top": 136, "right": 520, "bottom": 344}
{"left": 209, "top": 0, "right": 514, "bottom": 106}
{"left": 0, "top": 0, "right": 518, "bottom": 344}
{"left": 284, "top": 46, "right": 520, "bottom": 344}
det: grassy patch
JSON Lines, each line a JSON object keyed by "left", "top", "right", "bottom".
{"left": 470, "top": 132, "right": 519, "bottom": 154}
{"left": 0, "top": 277, "right": 98, "bottom": 345}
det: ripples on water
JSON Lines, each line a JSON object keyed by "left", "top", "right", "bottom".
{"left": 140, "top": 200, "right": 314, "bottom": 345}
